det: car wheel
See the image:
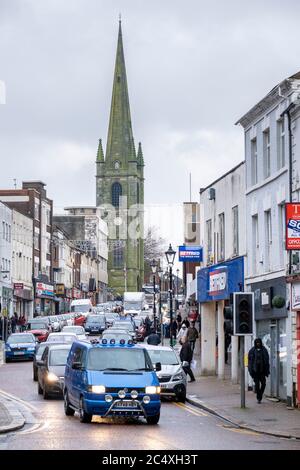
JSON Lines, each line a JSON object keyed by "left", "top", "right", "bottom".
{"left": 43, "top": 386, "right": 50, "bottom": 400}
{"left": 38, "top": 382, "right": 43, "bottom": 395}
{"left": 79, "top": 397, "right": 92, "bottom": 423}
{"left": 64, "top": 391, "right": 75, "bottom": 416}
{"left": 146, "top": 413, "right": 160, "bottom": 425}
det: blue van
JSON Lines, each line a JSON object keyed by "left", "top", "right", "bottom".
{"left": 64, "top": 339, "right": 161, "bottom": 424}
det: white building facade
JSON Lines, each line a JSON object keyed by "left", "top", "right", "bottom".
{"left": 237, "top": 71, "right": 300, "bottom": 405}
{"left": 0, "top": 202, "right": 13, "bottom": 318}
{"left": 12, "top": 209, "right": 34, "bottom": 318}
{"left": 198, "top": 162, "right": 246, "bottom": 382}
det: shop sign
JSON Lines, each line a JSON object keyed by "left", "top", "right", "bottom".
{"left": 14, "top": 283, "right": 24, "bottom": 290}
{"left": 36, "top": 282, "right": 54, "bottom": 298}
{"left": 291, "top": 282, "right": 300, "bottom": 310}
{"left": 208, "top": 268, "right": 227, "bottom": 296}
{"left": 179, "top": 245, "right": 203, "bottom": 262}
{"left": 197, "top": 257, "right": 244, "bottom": 302}
{"left": 286, "top": 203, "right": 300, "bottom": 250}
{"left": 72, "top": 288, "right": 81, "bottom": 299}
{"left": 55, "top": 284, "right": 65, "bottom": 296}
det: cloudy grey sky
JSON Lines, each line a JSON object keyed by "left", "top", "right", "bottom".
{"left": 1, "top": 0, "right": 300, "bottom": 259}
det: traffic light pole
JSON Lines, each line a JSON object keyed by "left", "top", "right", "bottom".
{"left": 240, "top": 336, "right": 246, "bottom": 408}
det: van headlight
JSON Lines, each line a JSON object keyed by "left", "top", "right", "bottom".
{"left": 145, "top": 386, "right": 161, "bottom": 394}
{"left": 91, "top": 385, "right": 106, "bottom": 394}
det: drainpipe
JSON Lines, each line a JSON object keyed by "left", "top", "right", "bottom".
{"left": 280, "top": 102, "right": 295, "bottom": 275}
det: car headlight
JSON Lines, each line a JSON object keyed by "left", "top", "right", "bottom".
{"left": 47, "top": 372, "right": 59, "bottom": 382}
{"left": 91, "top": 385, "right": 106, "bottom": 394}
{"left": 145, "top": 386, "right": 161, "bottom": 394}
{"left": 173, "top": 373, "right": 184, "bottom": 381}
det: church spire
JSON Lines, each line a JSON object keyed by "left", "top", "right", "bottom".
{"left": 137, "top": 142, "right": 144, "bottom": 166}
{"left": 96, "top": 138, "right": 104, "bottom": 162}
{"left": 105, "top": 20, "right": 136, "bottom": 163}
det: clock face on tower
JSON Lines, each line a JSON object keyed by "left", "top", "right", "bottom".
{"left": 114, "top": 160, "right": 120, "bottom": 170}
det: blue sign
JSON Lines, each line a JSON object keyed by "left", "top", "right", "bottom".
{"left": 197, "top": 257, "right": 244, "bottom": 302}
{"left": 179, "top": 245, "right": 203, "bottom": 262}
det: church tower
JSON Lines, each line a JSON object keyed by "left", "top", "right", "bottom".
{"left": 96, "top": 20, "right": 144, "bottom": 295}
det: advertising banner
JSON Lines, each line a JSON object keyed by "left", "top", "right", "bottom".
{"left": 179, "top": 245, "right": 203, "bottom": 262}
{"left": 286, "top": 203, "right": 300, "bottom": 250}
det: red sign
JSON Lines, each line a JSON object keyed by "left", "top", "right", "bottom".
{"left": 286, "top": 203, "right": 300, "bottom": 250}
{"left": 14, "top": 283, "right": 24, "bottom": 290}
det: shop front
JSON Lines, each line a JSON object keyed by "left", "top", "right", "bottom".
{"left": 250, "top": 277, "right": 287, "bottom": 401}
{"left": 197, "top": 257, "right": 244, "bottom": 380}
{"left": 34, "top": 281, "right": 55, "bottom": 316}
{"left": 289, "top": 279, "right": 300, "bottom": 407}
{"left": 13, "top": 283, "right": 33, "bottom": 319}
{"left": 0, "top": 285, "right": 13, "bottom": 317}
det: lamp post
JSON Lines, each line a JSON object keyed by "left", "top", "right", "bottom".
{"left": 157, "top": 267, "right": 163, "bottom": 343}
{"left": 165, "top": 244, "right": 176, "bottom": 347}
{"left": 150, "top": 259, "right": 157, "bottom": 331}
{"left": 176, "top": 268, "right": 180, "bottom": 310}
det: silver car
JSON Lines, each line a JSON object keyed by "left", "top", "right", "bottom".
{"left": 144, "top": 344, "right": 187, "bottom": 402}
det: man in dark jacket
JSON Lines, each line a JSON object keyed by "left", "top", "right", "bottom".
{"left": 186, "top": 321, "right": 199, "bottom": 353}
{"left": 248, "top": 338, "right": 270, "bottom": 403}
{"left": 147, "top": 329, "right": 160, "bottom": 345}
{"left": 179, "top": 337, "right": 195, "bottom": 382}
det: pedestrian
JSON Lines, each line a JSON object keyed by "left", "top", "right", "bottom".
{"left": 19, "top": 314, "right": 26, "bottom": 332}
{"left": 186, "top": 321, "right": 199, "bottom": 353}
{"left": 147, "top": 329, "right": 161, "bottom": 345}
{"left": 182, "top": 317, "right": 190, "bottom": 328}
{"left": 145, "top": 315, "right": 152, "bottom": 337}
{"left": 248, "top": 338, "right": 270, "bottom": 404}
{"left": 225, "top": 333, "right": 231, "bottom": 364}
{"left": 11, "top": 314, "right": 17, "bottom": 333}
{"left": 170, "top": 319, "right": 177, "bottom": 341}
{"left": 177, "top": 323, "right": 188, "bottom": 345}
{"left": 179, "top": 336, "right": 195, "bottom": 382}
{"left": 176, "top": 312, "right": 182, "bottom": 330}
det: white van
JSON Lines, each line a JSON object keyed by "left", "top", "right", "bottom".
{"left": 70, "top": 299, "right": 93, "bottom": 315}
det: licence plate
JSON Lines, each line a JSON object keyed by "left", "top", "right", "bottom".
{"left": 14, "top": 351, "right": 24, "bottom": 355}
{"left": 115, "top": 401, "right": 137, "bottom": 408}
{"left": 160, "top": 384, "right": 169, "bottom": 389}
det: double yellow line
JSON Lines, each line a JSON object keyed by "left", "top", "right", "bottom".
{"left": 173, "top": 402, "right": 207, "bottom": 417}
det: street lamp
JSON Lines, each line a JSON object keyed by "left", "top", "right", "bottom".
{"left": 150, "top": 259, "right": 157, "bottom": 331}
{"left": 165, "top": 244, "right": 176, "bottom": 346}
{"left": 157, "top": 267, "right": 163, "bottom": 343}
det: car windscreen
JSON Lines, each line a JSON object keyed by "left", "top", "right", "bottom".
{"left": 28, "top": 322, "right": 47, "bottom": 330}
{"left": 113, "top": 322, "right": 133, "bottom": 331}
{"left": 87, "top": 348, "right": 153, "bottom": 371}
{"left": 7, "top": 334, "right": 35, "bottom": 344}
{"left": 48, "top": 335, "right": 76, "bottom": 343}
{"left": 63, "top": 327, "right": 84, "bottom": 334}
{"left": 86, "top": 316, "right": 105, "bottom": 324}
{"left": 71, "top": 305, "right": 90, "bottom": 313}
{"left": 49, "top": 349, "right": 70, "bottom": 366}
{"left": 147, "top": 349, "right": 179, "bottom": 366}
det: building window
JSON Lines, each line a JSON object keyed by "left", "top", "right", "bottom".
{"left": 251, "top": 138, "right": 258, "bottom": 185}
{"left": 46, "top": 209, "right": 51, "bottom": 226}
{"left": 218, "top": 213, "right": 225, "bottom": 261}
{"left": 2, "top": 221, "right": 5, "bottom": 239}
{"left": 34, "top": 203, "right": 39, "bottom": 220}
{"left": 252, "top": 215, "right": 259, "bottom": 274}
{"left": 263, "top": 129, "right": 271, "bottom": 179}
{"left": 111, "top": 182, "right": 122, "bottom": 207}
{"left": 265, "top": 210, "right": 272, "bottom": 271}
{"left": 34, "top": 233, "right": 39, "bottom": 250}
{"left": 277, "top": 119, "right": 285, "bottom": 169}
{"left": 113, "top": 244, "right": 123, "bottom": 267}
{"left": 206, "top": 219, "right": 212, "bottom": 264}
{"left": 232, "top": 206, "right": 239, "bottom": 257}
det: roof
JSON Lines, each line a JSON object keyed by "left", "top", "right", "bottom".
{"left": 142, "top": 344, "right": 174, "bottom": 351}
{"left": 199, "top": 161, "right": 245, "bottom": 194}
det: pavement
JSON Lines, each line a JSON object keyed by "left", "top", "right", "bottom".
{"left": 0, "top": 394, "right": 25, "bottom": 434}
{"left": 183, "top": 341, "right": 300, "bottom": 440}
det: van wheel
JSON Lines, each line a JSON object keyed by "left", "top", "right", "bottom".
{"left": 38, "top": 383, "right": 43, "bottom": 395}
{"left": 176, "top": 393, "right": 186, "bottom": 403}
{"left": 146, "top": 413, "right": 160, "bottom": 425}
{"left": 64, "top": 391, "right": 75, "bottom": 416}
{"left": 79, "top": 397, "right": 92, "bottom": 423}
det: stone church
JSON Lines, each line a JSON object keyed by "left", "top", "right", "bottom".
{"left": 96, "top": 21, "right": 144, "bottom": 295}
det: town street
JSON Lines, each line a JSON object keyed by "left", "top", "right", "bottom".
{"left": 0, "top": 361, "right": 299, "bottom": 450}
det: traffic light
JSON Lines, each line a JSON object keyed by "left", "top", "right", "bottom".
{"left": 223, "top": 304, "right": 233, "bottom": 335}
{"left": 233, "top": 292, "right": 254, "bottom": 335}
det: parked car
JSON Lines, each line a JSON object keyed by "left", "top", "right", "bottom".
{"left": 5, "top": 333, "right": 37, "bottom": 362}
{"left": 144, "top": 344, "right": 187, "bottom": 402}
{"left": 62, "top": 326, "right": 86, "bottom": 340}
{"left": 47, "top": 332, "right": 79, "bottom": 343}
{"left": 26, "top": 319, "right": 50, "bottom": 342}
{"left": 84, "top": 315, "right": 106, "bottom": 335}
{"left": 37, "top": 343, "right": 72, "bottom": 399}
{"left": 63, "top": 340, "right": 161, "bottom": 424}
